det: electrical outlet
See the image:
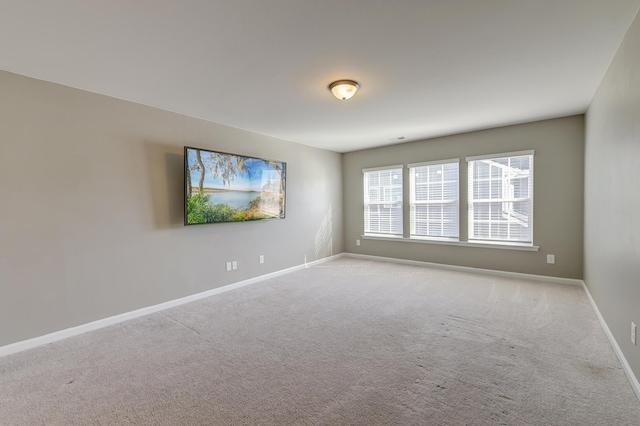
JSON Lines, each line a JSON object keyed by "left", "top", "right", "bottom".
{"left": 226, "top": 262, "right": 232, "bottom": 272}
{"left": 546, "top": 254, "right": 555, "bottom": 264}
{"left": 632, "top": 322, "right": 637, "bottom": 346}
{"left": 259, "top": 255, "right": 264, "bottom": 264}
{"left": 232, "top": 261, "right": 237, "bottom": 270}
{"left": 356, "top": 239, "right": 361, "bottom": 246}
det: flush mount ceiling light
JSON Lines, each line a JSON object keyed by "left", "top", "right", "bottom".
{"left": 328, "top": 80, "right": 360, "bottom": 100}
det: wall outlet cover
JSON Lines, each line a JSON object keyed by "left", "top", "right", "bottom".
{"left": 632, "top": 322, "right": 637, "bottom": 346}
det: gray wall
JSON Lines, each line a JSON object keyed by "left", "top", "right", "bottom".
{"left": 343, "top": 116, "right": 584, "bottom": 279}
{"left": 0, "top": 71, "right": 343, "bottom": 347}
{"left": 585, "top": 11, "right": 640, "bottom": 381}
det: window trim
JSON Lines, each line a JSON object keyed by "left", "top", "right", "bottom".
{"left": 408, "top": 158, "right": 460, "bottom": 241}
{"left": 467, "top": 150, "right": 534, "bottom": 245}
{"left": 361, "top": 234, "right": 539, "bottom": 251}
{"left": 465, "top": 150, "right": 534, "bottom": 162}
{"left": 407, "top": 158, "right": 460, "bottom": 168}
{"left": 362, "top": 164, "right": 404, "bottom": 173}
{"left": 361, "top": 150, "right": 537, "bottom": 250}
{"left": 362, "top": 165, "right": 404, "bottom": 237}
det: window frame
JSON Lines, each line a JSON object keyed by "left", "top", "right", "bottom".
{"left": 466, "top": 150, "right": 534, "bottom": 245}
{"left": 362, "top": 165, "right": 404, "bottom": 237}
{"left": 408, "top": 158, "right": 460, "bottom": 241}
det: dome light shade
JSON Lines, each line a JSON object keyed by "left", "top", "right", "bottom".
{"left": 329, "top": 80, "right": 360, "bottom": 100}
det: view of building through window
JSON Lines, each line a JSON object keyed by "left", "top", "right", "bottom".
{"left": 468, "top": 152, "right": 533, "bottom": 243}
{"left": 409, "top": 160, "right": 459, "bottom": 239}
{"left": 363, "top": 151, "right": 533, "bottom": 245}
{"left": 363, "top": 167, "right": 403, "bottom": 236}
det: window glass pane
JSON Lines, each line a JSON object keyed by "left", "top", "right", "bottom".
{"left": 364, "top": 167, "right": 403, "bottom": 236}
{"left": 429, "top": 183, "right": 443, "bottom": 200}
{"left": 475, "top": 161, "right": 490, "bottom": 179}
{"left": 476, "top": 181, "right": 489, "bottom": 199}
{"left": 490, "top": 180, "right": 502, "bottom": 199}
{"left": 468, "top": 153, "right": 533, "bottom": 243}
{"left": 410, "top": 161, "right": 459, "bottom": 239}
{"left": 491, "top": 164, "right": 502, "bottom": 178}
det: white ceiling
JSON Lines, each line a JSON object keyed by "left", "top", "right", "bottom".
{"left": 1, "top": 1, "right": 639, "bottom": 153}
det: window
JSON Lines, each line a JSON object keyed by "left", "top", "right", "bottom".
{"left": 467, "top": 151, "right": 533, "bottom": 244}
{"left": 363, "top": 166, "right": 403, "bottom": 236}
{"left": 409, "top": 159, "right": 459, "bottom": 239}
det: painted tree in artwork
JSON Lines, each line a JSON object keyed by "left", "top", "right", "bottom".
{"left": 186, "top": 149, "right": 205, "bottom": 196}
{"left": 195, "top": 150, "right": 205, "bottom": 192}
{"left": 204, "top": 152, "right": 248, "bottom": 188}
{"left": 185, "top": 149, "right": 211, "bottom": 224}
{"left": 186, "top": 149, "right": 205, "bottom": 195}
{"left": 186, "top": 160, "right": 192, "bottom": 195}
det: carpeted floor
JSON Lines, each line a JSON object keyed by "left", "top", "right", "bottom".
{"left": 1, "top": 258, "right": 639, "bottom": 425}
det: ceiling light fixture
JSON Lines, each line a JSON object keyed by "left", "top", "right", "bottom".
{"left": 329, "top": 80, "right": 360, "bottom": 100}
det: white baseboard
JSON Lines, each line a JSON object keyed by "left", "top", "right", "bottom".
{"left": 0, "top": 255, "right": 342, "bottom": 359}
{"left": 343, "top": 253, "right": 583, "bottom": 286}
{"left": 582, "top": 283, "right": 640, "bottom": 402}
{"left": 4, "top": 251, "right": 638, "bottom": 404}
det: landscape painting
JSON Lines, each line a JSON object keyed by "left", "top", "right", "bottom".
{"left": 184, "top": 146, "right": 286, "bottom": 225}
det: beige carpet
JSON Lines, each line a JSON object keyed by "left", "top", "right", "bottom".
{"left": 0, "top": 258, "right": 639, "bottom": 425}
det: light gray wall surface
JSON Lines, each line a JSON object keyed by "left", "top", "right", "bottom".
{"left": 0, "top": 71, "right": 343, "bottom": 347}
{"left": 343, "top": 116, "right": 584, "bottom": 279}
{"left": 585, "top": 11, "right": 640, "bottom": 382}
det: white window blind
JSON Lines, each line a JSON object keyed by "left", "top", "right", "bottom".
{"left": 467, "top": 151, "right": 533, "bottom": 244}
{"left": 363, "top": 166, "right": 403, "bottom": 236}
{"left": 409, "top": 160, "right": 459, "bottom": 239}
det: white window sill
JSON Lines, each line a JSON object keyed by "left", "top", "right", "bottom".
{"left": 361, "top": 235, "right": 539, "bottom": 252}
